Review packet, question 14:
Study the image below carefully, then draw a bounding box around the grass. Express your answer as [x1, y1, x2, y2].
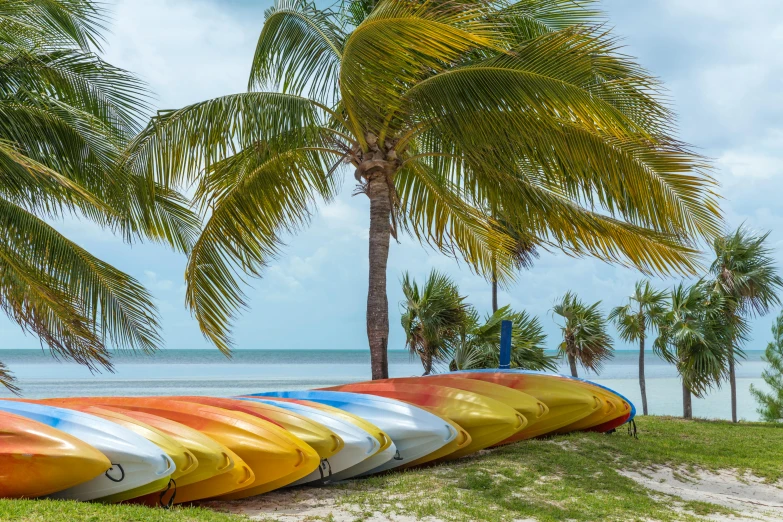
[3, 416, 782, 522]
[0, 499, 240, 521]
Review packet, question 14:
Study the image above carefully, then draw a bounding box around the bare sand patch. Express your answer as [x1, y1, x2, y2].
[620, 466, 783, 521]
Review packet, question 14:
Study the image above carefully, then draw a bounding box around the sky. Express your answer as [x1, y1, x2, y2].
[2, 0, 782, 352]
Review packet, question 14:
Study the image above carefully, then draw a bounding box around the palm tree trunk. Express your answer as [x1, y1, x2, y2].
[367, 174, 391, 380]
[568, 353, 578, 378]
[639, 333, 648, 416]
[422, 351, 433, 376]
[729, 347, 738, 423]
[491, 273, 498, 313]
[682, 381, 692, 419]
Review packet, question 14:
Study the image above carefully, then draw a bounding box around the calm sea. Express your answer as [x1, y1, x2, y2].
[0, 349, 771, 422]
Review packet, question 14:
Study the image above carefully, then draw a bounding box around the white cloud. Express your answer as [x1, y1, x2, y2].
[144, 270, 175, 291]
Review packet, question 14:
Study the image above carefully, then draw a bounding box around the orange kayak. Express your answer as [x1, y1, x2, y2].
[0, 411, 110, 498]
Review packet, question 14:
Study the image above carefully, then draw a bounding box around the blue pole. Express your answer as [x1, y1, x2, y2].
[499, 320, 512, 369]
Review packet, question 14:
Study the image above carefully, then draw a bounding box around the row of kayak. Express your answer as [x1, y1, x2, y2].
[0, 370, 634, 504]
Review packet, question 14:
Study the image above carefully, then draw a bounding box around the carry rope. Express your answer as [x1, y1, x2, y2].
[159, 478, 177, 509]
[105, 463, 125, 482]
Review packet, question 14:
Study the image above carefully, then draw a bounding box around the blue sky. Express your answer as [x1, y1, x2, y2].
[2, 0, 782, 352]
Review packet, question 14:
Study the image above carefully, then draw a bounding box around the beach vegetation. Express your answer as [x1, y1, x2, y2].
[400, 270, 555, 373]
[609, 281, 667, 415]
[122, 0, 723, 379]
[655, 283, 732, 419]
[552, 292, 613, 377]
[401, 270, 469, 375]
[750, 310, 783, 422]
[709, 227, 783, 422]
[0, 0, 198, 392]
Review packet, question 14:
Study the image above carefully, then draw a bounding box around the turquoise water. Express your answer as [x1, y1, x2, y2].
[0, 349, 771, 422]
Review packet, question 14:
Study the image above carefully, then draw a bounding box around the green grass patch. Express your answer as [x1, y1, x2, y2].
[0, 499, 243, 522]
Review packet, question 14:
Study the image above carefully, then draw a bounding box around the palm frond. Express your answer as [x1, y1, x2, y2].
[250, 0, 345, 105]
[0, 199, 162, 353]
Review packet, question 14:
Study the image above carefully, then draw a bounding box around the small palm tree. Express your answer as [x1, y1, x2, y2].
[553, 292, 613, 377]
[401, 270, 468, 375]
[451, 305, 556, 371]
[710, 227, 783, 422]
[0, 1, 197, 392]
[750, 310, 783, 422]
[608, 281, 667, 415]
[655, 283, 733, 419]
[124, 0, 723, 380]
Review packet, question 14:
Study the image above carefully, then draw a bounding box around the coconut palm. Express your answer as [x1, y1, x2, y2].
[0, 1, 198, 392]
[123, 0, 722, 379]
[655, 283, 733, 419]
[490, 218, 538, 313]
[608, 281, 667, 415]
[553, 292, 613, 377]
[450, 304, 556, 371]
[710, 227, 782, 422]
[400, 270, 468, 374]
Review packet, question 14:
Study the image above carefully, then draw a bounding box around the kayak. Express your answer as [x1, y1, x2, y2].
[324, 382, 525, 460]
[462, 370, 634, 433]
[166, 396, 337, 493]
[245, 390, 458, 476]
[44, 397, 314, 500]
[449, 371, 604, 438]
[393, 376, 546, 443]
[169, 396, 343, 462]
[0, 400, 174, 501]
[239, 397, 381, 485]
[0, 411, 110, 499]
[52, 405, 197, 504]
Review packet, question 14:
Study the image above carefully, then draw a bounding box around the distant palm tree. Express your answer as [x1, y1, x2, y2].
[710, 228, 783, 422]
[450, 305, 556, 371]
[750, 310, 783, 422]
[123, 0, 723, 380]
[609, 281, 667, 415]
[401, 270, 468, 375]
[655, 283, 732, 419]
[0, 1, 197, 392]
[553, 292, 613, 378]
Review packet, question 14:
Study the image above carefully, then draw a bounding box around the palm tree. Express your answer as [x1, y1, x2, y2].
[123, 0, 722, 379]
[655, 283, 733, 419]
[490, 220, 538, 313]
[608, 281, 667, 415]
[750, 310, 783, 422]
[400, 270, 468, 375]
[451, 305, 556, 371]
[710, 227, 783, 422]
[0, 1, 198, 392]
[553, 292, 613, 377]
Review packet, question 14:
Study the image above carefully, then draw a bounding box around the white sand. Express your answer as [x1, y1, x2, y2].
[204, 467, 783, 521]
[620, 466, 783, 521]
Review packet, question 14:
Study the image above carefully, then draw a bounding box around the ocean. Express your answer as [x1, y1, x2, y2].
[0, 349, 772, 422]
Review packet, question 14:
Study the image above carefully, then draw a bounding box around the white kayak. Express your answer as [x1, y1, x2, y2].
[248, 390, 456, 476]
[0, 400, 175, 501]
[239, 397, 382, 484]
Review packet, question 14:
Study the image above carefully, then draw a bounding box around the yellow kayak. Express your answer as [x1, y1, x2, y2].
[553, 381, 630, 433]
[448, 372, 603, 438]
[390, 376, 548, 443]
[45, 397, 317, 500]
[326, 382, 525, 460]
[171, 396, 344, 462]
